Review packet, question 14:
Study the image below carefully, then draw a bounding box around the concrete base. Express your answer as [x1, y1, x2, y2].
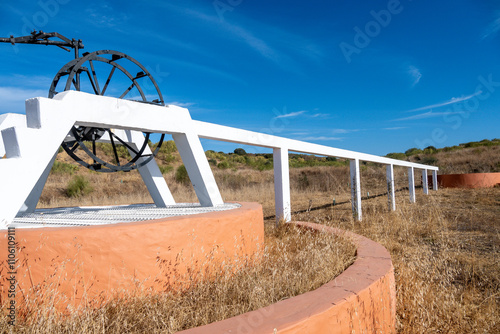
[0, 202, 264, 310]
[429, 173, 500, 188]
[182, 221, 396, 334]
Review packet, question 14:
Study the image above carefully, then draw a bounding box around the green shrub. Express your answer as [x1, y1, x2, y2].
[386, 152, 407, 160]
[405, 148, 423, 156]
[234, 148, 246, 155]
[51, 161, 78, 174]
[423, 146, 437, 154]
[175, 165, 190, 184]
[66, 175, 93, 197]
[421, 156, 438, 165]
[159, 165, 173, 174]
[217, 161, 231, 169]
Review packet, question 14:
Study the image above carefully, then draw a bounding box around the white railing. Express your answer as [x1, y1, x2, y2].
[0, 91, 438, 228]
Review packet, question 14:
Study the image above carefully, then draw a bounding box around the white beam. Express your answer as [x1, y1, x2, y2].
[125, 130, 175, 207]
[408, 167, 416, 203]
[422, 169, 429, 195]
[432, 170, 438, 191]
[173, 132, 223, 207]
[273, 147, 291, 223]
[386, 164, 396, 211]
[350, 159, 362, 221]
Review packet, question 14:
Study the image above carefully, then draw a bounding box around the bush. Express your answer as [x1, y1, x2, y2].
[421, 156, 438, 165]
[405, 148, 423, 156]
[175, 165, 190, 184]
[234, 148, 246, 155]
[423, 146, 437, 154]
[386, 152, 407, 160]
[51, 161, 78, 174]
[66, 175, 93, 197]
[217, 161, 231, 169]
[159, 165, 173, 174]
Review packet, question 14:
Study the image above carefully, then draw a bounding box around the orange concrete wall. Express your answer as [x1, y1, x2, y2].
[429, 173, 500, 188]
[0, 202, 264, 310]
[181, 221, 396, 334]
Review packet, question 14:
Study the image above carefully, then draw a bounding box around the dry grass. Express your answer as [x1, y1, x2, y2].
[1, 221, 355, 333]
[7, 151, 500, 333]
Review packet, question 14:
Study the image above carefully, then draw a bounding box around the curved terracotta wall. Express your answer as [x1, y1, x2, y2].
[429, 173, 500, 188]
[0, 202, 264, 310]
[181, 221, 396, 334]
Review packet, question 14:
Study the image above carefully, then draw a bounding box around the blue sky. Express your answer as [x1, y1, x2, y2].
[1, 0, 499, 156]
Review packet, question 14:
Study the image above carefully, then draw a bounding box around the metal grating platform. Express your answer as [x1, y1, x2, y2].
[11, 203, 241, 229]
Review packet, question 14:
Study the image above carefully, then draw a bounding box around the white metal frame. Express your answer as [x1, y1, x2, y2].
[0, 91, 439, 229]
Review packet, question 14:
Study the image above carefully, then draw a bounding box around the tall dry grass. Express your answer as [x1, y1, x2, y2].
[0, 222, 355, 333]
[15, 153, 500, 333]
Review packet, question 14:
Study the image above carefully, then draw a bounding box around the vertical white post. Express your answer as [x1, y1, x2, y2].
[386, 164, 396, 211]
[422, 169, 429, 195]
[408, 166, 416, 203]
[273, 147, 291, 224]
[126, 130, 175, 207]
[350, 159, 362, 221]
[18, 152, 58, 213]
[173, 132, 223, 206]
[432, 170, 438, 191]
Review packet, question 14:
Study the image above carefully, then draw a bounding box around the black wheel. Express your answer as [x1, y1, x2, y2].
[49, 50, 165, 172]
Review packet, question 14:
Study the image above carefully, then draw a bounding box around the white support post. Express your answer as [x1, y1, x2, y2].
[350, 159, 362, 221]
[125, 130, 175, 207]
[273, 147, 291, 224]
[432, 170, 438, 191]
[18, 152, 58, 213]
[422, 169, 429, 195]
[408, 166, 416, 203]
[386, 164, 396, 211]
[173, 132, 223, 207]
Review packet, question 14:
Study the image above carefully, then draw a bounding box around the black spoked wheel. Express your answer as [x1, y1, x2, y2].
[49, 50, 165, 172]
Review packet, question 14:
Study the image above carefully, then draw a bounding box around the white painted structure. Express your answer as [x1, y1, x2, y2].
[0, 91, 439, 229]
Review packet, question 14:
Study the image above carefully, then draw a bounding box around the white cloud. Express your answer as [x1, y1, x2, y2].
[408, 65, 422, 87]
[408, 91, 482, 112]
[165, 101, 195, 108]
[394, 111, 466, 121]
[482, 13, 500, 40]
[0, 87, 47, 114]
[331, 129, 359, 134]
[274, 110, 307, 119]
[383, 127, 407, 130]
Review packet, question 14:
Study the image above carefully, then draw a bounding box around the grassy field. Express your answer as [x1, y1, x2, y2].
[2, 140, 499, 333]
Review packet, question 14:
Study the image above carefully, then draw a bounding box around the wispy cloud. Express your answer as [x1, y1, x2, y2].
[384, 127, 407, 130]
[331, 128, 359, 134]
[311, 113, 330, 118]
[408, 91, 482, 112]
[274, 110, 307, 119]
[482, 13, 500, 40]
[394, 111, 466, 121]
[0, 86, 47, 114]
[165, 101, 196, 108]
[408, 65, 422, 87]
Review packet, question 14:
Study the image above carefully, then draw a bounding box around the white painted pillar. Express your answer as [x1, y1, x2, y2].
[18, 152, 58, 213]
[350, 159, 362, 221]
[173, 132, 223, 207]
[126, 130, 175, 207]
[422, 169, 429, 195]
[273, 147, 291, 224]
[386, 164, 396, 211]
[408, 166, 416, 203]
[432, 170, 438, 191]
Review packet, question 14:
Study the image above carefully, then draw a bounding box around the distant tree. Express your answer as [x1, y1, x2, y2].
[405, 148, 423, 156]
[423, 146, 437, 154]
[234, 148, 247, 155]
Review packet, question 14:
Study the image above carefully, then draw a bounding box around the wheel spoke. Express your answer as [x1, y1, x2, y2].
[119, 82, 136, 99]
[108, 130, 121, 166]
[84, 68, 100, 95]
[89, 60, 101, 95]
[109, 131, 139, 155]
[101, 66, 116, 96]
